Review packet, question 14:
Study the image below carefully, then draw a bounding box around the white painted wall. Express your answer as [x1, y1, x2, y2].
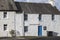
[28, 14, 39, 24]
[40, 14, 52, 36]
[25, 14, 60, 36]
[25, 14, 39, 36]
[0, 11, 15, 37]
[15, 13, 24, 36]
[0, 11, 60, 37]
[54, 15, 60, 36]
[40, 14, 60, 36]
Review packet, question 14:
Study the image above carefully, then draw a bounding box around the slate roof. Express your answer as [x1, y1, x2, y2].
[0, 0, 59, 14]
[15, 2, 60, 14]
[0, 0, 17, 11]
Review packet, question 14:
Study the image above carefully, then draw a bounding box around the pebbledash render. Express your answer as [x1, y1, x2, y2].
[0, 0, 60, 37]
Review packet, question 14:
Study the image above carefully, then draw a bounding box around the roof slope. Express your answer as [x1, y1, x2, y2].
[0, 0, 17, 10]
[15, 2, 60, 14]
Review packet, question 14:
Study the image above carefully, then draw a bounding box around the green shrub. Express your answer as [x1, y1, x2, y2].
[10, 30, 16, 37]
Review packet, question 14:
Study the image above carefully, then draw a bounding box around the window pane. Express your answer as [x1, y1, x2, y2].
[39, 14, 41, 21]
[24, 26, 28, 32]
[24, 14, 28, 21]
[4, 12, 7, 18]
[52, 14, 54, 20]
[4, 24, 7, 31]
[43, 26, 47, 30]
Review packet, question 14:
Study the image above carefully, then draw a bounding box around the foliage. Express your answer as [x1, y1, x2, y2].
[10, 30, 16, 37]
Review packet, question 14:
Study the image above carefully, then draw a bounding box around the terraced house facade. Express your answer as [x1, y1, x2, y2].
[0, 0, 60, 37]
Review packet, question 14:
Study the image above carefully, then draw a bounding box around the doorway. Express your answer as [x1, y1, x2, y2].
[38, 26, 42, 36]
[47, 31, 53, 36]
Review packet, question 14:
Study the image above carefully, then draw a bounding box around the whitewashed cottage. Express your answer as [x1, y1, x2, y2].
[0, 0, 60, 37]
[15, 2, 60, 37]
[0, 0, 17, 37]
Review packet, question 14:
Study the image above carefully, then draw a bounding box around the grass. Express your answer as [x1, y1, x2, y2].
[16, 36, 53, 39]
[16, 36, 60, 39]
[16, 36, 40, 39]
[0, 36, 60, 40]
[0, 36, 60, 39]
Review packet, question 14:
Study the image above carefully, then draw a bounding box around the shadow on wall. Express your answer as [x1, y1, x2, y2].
[47, 31, 58, 36]
[53, 32, 58, 36]
[16, 31, 20, 36]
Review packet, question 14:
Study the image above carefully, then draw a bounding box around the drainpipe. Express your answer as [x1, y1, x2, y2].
[23, 11, 25, 36]
[14, 12, 16, 37]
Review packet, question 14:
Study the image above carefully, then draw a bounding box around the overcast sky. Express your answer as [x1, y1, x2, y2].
[14, 0, 60, 11]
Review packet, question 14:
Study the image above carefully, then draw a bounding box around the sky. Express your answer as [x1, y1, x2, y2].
[14, 0, 60, 11]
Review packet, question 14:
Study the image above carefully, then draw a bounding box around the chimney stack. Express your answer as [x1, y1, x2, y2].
[49, 0, 55, 6]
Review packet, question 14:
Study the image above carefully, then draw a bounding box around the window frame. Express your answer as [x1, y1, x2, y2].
[24, 26, 28, 32]
[39, 14, 42, 21]
[52, 14, 54, 20]
[43, 26, 47, 30]
[24, 14, 28, 21]
[4, 24, 7, 31]
[3, 12, 7, 18]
